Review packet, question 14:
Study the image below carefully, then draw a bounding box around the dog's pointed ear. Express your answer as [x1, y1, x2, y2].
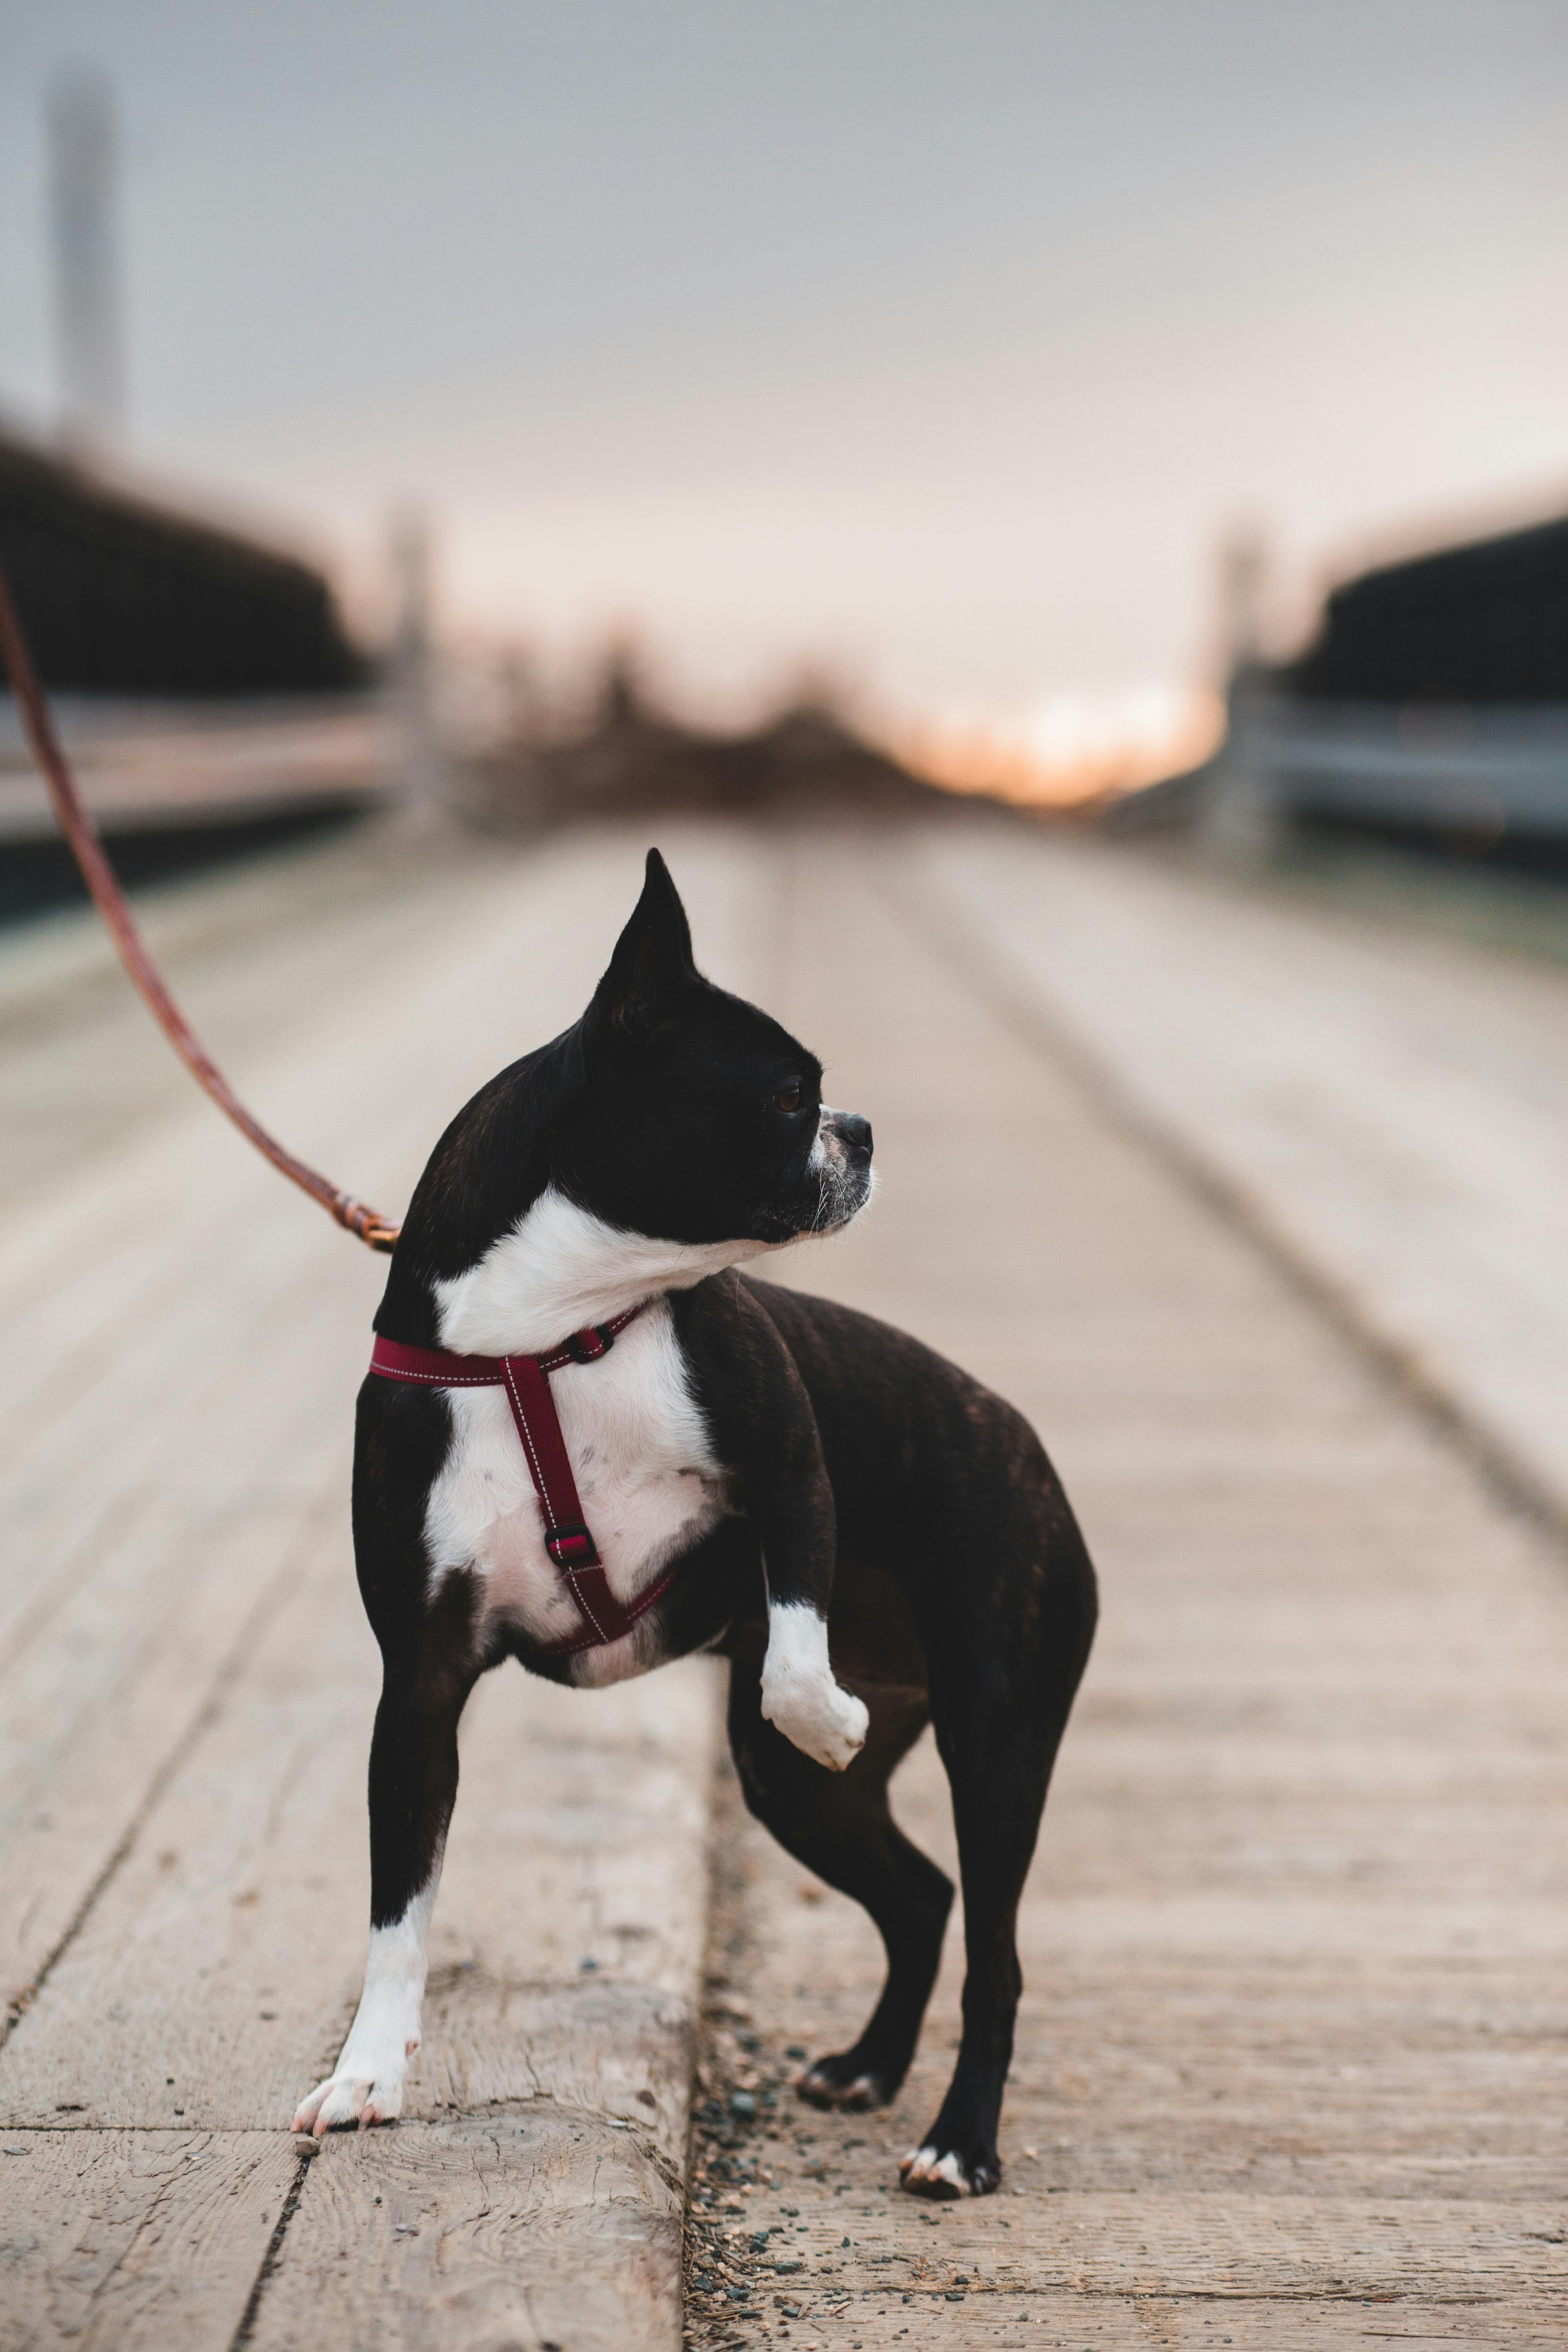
[585, 848, 698, 1044]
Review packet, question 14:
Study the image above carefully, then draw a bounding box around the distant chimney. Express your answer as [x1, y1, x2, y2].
[386, 504, 447, 805]
[1217, 522, 1269, 677]
[48, 66, 126, 453]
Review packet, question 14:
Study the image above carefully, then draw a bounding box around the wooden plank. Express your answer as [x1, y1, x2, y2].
[0, 817, 483, 1217]
[0, 1439, 716, 2347]
[0, 1501, 373, 2128]
[686, 2176, 1568, 2302]
[926, 819, 1568, 1520]
[682, 827, 1568, 2348]
[0, 1548, 717, 2137]
[0, 2130, 296, 2352]
[1, 1501, 332, 2015]
[255, 2108, 682, 2352]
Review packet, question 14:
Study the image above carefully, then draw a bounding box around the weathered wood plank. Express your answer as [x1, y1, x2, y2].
[255, 2108, 682, 2352]
[0, 1565, 717, 2140]
[0, 817, 491, 1215]
[30, 1648, 713, 2352]
[683, 828, 1568, 2348]
[1, 1501, 334, 2015]
[0, 2130, 296, 2352]
[925, 820, 1568, 1519]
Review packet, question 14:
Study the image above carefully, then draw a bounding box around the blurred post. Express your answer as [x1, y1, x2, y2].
[48, 67, 126, 454]
[387, 504, 449, 808]
[1200, 525, 1280, 861]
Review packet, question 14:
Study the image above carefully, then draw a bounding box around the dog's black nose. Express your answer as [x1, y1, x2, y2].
[837, 1112, 873, 1157]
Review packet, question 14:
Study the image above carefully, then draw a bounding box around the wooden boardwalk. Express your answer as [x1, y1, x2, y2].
[2, 815, 1566, 2349]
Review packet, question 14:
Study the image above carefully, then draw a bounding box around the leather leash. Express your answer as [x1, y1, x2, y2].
[0, 553, 401, 1252]
[369, 1305, 680, 1653]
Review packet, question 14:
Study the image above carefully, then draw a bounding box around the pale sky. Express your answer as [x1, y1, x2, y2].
[1, 2, 1565, 721]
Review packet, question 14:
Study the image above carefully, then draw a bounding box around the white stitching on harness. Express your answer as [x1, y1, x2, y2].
[560, 1563, 609, 1641]
[501, 1356, 609, 1642]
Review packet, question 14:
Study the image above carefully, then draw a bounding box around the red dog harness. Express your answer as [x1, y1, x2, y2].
[368, 1303, 677, 1654]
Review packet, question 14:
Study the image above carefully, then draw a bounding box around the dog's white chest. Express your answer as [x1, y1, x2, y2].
[422, 1302, 727, 1667]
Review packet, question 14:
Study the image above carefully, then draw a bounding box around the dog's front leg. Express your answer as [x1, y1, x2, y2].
[752, 1439, 867, 1774]
[292, 1661, 470, 2135]
[760, 1590, 869, 1772]
[685, 1277, 869, 1773]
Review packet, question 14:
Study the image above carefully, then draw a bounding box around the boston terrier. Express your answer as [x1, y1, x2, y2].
[292, 849, 1097, 2198]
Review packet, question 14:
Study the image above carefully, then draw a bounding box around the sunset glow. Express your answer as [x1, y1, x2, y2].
[895, 685, 1225, 812]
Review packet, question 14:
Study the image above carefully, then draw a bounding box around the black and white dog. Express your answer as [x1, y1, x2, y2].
[293, 850, 1096, 2198]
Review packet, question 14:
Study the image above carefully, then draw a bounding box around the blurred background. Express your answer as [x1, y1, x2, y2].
[1, 0, 1565, 874]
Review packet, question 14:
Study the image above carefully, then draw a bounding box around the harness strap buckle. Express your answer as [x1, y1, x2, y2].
[546, 1520, 600, 1568]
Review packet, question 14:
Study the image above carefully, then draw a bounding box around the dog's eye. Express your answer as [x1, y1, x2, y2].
[774, 1081, 803, 1115]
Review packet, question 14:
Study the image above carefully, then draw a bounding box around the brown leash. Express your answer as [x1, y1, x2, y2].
[0, 555, 401, 1253]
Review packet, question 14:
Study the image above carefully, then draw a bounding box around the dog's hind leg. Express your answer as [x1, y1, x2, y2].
[292, 1639, 478, 2136]
[728, 1662, 952, 2112]
[900, 1504, 1096, 2199]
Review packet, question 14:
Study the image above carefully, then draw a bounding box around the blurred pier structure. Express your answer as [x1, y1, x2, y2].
[2, 810, 1567, 2346]
[0, 423, 393, 916]
[1124, 506, 1568, 864]
[458, 645, 948, 832]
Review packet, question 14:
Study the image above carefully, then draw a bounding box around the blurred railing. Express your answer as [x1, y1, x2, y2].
[0, 690, 395, 843]
[1117, 683, 1568, 856]
[1250, 696, 1568, 838]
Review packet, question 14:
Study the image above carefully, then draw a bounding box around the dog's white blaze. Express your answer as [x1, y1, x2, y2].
[427, 1191, 770, 1683]
[425, 1296, 730, 1680]
[291, 1877, 439, 2135]
[425, 1187, 874, 1701]
[433, 1186, 778, 1357]
[760, 1599, 868, 1771]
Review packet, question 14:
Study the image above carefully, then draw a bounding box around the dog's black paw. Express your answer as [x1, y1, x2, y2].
[794, 2049, 896, 2112]
[898, 2135, 1001, 2199]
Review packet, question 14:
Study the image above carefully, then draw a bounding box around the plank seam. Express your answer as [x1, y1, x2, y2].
[227, 2147, 315, 2352]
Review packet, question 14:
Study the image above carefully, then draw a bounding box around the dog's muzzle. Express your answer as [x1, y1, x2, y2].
[806, 1108, 874, 1233]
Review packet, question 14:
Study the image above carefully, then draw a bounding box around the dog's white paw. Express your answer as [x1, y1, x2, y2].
[296, 1905, 433, 2136]
[291, 2053, 409, 2137]
[762, 1671, 869, 1772]
[291, 2017, 417, 2137]
[900, 2143, 972, 2193]
[760, 1602, 869, 1771]
[899, 2136, 1001, 2199]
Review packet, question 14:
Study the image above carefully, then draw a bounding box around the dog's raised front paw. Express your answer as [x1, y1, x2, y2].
[760, 1672, 868, 1772]
[291, 2055, 408, 2137]
[899, 2137, 1001, 2200]
[758, 1604, 869, 1772]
